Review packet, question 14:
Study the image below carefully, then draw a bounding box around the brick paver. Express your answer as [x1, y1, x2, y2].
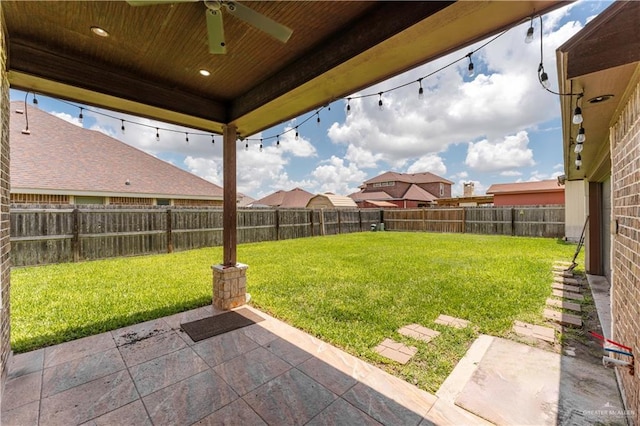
[374, 338, 417, 364]
[551, 289, 584, 301]
[546, 298, 581, 312]
[434, 315, 470, 329]
[512, 321, 555, 343]
[553, 276, 580, 286]
[551, 283, 581, 293]
[398, 324, 440, 343]
[543, 309, 582, 327]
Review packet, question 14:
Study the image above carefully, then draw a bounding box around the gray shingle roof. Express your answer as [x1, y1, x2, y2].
[9, 102, 223, 199]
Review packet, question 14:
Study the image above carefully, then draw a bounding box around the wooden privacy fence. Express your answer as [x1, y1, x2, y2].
[10, 206, 382, 266]
[384, 206, 564, 237]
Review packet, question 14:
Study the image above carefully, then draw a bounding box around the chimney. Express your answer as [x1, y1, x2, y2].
[463, 182, 474, 197]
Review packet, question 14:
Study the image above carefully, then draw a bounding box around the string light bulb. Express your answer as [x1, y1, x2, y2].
[316, 113, 321, 125]
[259, 139, 263, 152]
[156, 128, 160, 141]
[245, 141, 249, 151]
[78, 108, 84, 123]
[467, 53, 475, 77]
[121, 119, 125, 133]
[575, 153, 582, 169]
[32, 93, 39, 105]
[576, 126, 586, 143]
[378, 92, 383, 110]
[276, 135, 280, 148]
[346, 98, 351, 116]
[572, 105, 583, 124]
[525, 18, 534, 44]
[295, 127, 299, 140]
[211, 135, 215, 144]
[574, 142, 583, 154]
[185, 132, 189, 143]
[418, 79, 424, 100]
[540, 70, 550, 89]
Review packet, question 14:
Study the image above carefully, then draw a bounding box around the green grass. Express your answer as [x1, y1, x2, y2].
[11, 232, 576, 392]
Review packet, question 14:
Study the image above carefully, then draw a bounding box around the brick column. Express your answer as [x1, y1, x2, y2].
[0, 4, 12, 400]
[212, 263, 247, 310]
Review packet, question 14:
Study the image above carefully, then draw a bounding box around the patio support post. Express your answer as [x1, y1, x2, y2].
[213, 124, 247, 310]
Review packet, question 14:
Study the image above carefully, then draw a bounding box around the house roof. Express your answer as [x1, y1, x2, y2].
[252, 187, 313, 208]
[364, 171, 454, 185]
[9, 102, 223, 200]
[306, 194, 357, 208]
[403, 184, 439, 202]
[364, 200, 398, 208]
[486, 180, 563, 195]
[348, 191, 392, 202]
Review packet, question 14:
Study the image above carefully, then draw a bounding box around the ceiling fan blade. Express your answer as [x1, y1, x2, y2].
[206, 9, 227, 54]
[126, 0, 196, 6]
[225, 1, 292, 43]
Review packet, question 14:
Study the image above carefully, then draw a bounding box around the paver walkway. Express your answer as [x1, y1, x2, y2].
[434, 314, 470, 329]
[2, 305, 485, 425]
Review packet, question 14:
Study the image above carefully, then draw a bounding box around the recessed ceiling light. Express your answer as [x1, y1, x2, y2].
[199, 69, 211, 77]
[90, 26, 109, 37]
[588, 94, 614, 104]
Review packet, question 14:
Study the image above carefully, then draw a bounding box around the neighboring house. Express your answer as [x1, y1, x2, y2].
[237, 193, 256, 207]
[349, 171, 453, 208]
[486, 180, 565, 206]
[10, 102, 224, 206]
[306, 193, 358, 209]
[251, 187, 314, 208]
[557, 1, 640, 419]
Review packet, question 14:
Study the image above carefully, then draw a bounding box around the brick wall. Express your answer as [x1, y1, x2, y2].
[0, 7, 11, 400]
[109, 196, 153, 206]
[11, 193, 69, 204]
[173, 198, 222, 207]
[611, 79, 640, 421]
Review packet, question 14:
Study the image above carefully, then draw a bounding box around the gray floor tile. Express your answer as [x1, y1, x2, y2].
[192, 330, 260, 367]
[7, 349, 44, 379]
[80, 400, 152, 426]
[343, 382, 424, 426]
[297, 356, 358, 396]
[129, 346, 209, 396]
[111, 318, 172, 347]
[264, 337, 313, 366]
[118, 331, 187, 367]
[195, 398, 266, 425]
[1, 370, 42, 412]
[44, 333, 115, 368]
[39, 370, 139, 425]
[0, 400, 40, 426]
[244, 369, 337, 425]
[42, 347, 125, 397]
[142, 370, 237, 425]
[213, 347, 291, 395]
[307, 398, 382, 426]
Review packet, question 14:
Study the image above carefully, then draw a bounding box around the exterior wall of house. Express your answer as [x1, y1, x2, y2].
[365, 181, 411, 199]
[0, 10, 11, 399]
[173, 199, 222, 207]
[418, 182, 452, 198]
[11, 193, 70, 204]
[564, 180, 587, 242]
[610, 79, 640, 419]
[109, 197, 154, 206]
[492, 191, 565, 206]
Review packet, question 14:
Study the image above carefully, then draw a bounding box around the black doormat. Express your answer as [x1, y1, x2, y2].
[180, 308, 265, 342]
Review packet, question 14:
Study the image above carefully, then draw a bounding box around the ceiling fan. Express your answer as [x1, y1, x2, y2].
[126, 0, 293, 54]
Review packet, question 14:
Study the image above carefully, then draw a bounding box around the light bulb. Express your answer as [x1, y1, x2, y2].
[574, 143, 583, 154]
[295, 128, 299, 140]
[576, 127, 586, 143]
[185, 133, 189, 143]
[572, 106, 583, 124]
[346, 103, 351, 115]
[468, 62, 475, 77]
[525, 26, 534, 44]
[418, 86, 424, 100]
[78, 108, 84, 123]
[121, 120, 125, 133]
[32, 94, 38, 105]
[245, 142, 248, 151]
[378, 99, 383, 110]
[575, 154, 582, 168]
[156, 129, 160, 141]
[540, 72, 550, 89]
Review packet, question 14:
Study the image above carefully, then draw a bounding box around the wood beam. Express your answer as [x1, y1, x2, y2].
[8, 39, 228, 128]
[223, 124, 237, 267]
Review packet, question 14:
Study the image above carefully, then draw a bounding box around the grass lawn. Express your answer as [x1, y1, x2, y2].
[11, 232, 576, 392]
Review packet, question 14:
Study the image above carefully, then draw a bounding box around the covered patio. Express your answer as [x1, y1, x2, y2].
[0, 1, 569, 422]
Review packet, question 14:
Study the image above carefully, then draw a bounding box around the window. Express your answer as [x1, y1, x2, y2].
[74, 196, 104, 205]
[372, 181, 395, 188]
[156, 198, 171, 206]
[439, 183, 444, 196]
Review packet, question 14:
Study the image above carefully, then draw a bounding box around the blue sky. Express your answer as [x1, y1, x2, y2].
[10, 1, 612, 200]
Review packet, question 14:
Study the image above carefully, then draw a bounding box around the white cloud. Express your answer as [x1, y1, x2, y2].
[52, 112, 82, 127]
[500, 170, 523, 177]
[452, 179, 487, 197]
[345, 144, 383, 169]
[310, 157, 367, 196]
[450, 171, 469, 180]
[465, 131, 535, 172]
[183, 157, 222, 186]
[528, 170, 564, 182]
[406, 154, 446, 176]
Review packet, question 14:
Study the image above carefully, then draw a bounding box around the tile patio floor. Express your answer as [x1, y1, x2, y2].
[1, 305, 487, 425]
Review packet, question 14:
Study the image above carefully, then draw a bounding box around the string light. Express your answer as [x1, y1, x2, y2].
[211, 135, 215, 144]
[576, 126, 586, 143]
[575, 153, 582, 170]
[259, 139, 263, 152]
[78, 107, 84, 123]
[572, 95, 584, 124]
[525, 17, 534, 44]
[378, 92, 383, 110]
[316, 112, 321, 125]
[185, 132, 189, 143]
[156, 128, 160, 141]
[276, 135, 280, 148]
[121, 119, 125, 133]
[418, 79, 424, 100]
[32, 93, 38, 105]
[574, 142, 583, 154]
[466, 53, 475, 77]
[346, 98, 351, 115]
[295, 127, 299, 140]
[245, 141, 249, 151]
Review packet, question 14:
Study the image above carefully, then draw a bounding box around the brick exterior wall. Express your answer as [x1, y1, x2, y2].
[611, 79, 640, 422]
[0, 9, 11, 400]
[109, 196, 153, 206]
[173, 198, 222, 207]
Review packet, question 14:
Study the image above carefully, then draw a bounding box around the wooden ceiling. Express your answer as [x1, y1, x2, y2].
[557, 1, 640, 181]
[4, 1, 565, 137]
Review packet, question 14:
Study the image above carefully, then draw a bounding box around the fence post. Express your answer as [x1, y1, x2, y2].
[337, 209, 342, 234]
[358, 209, 363, 232]
[71, 208, 80, 262]
[511, 207, 515, 236]
[461, 208, 466, 233]
[166, 209, 173, 253]
[320, 209, 326, 236]
[421, 208, 426, 232]
[275, 209, 280, 241]
[309, 210, 314, 237]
